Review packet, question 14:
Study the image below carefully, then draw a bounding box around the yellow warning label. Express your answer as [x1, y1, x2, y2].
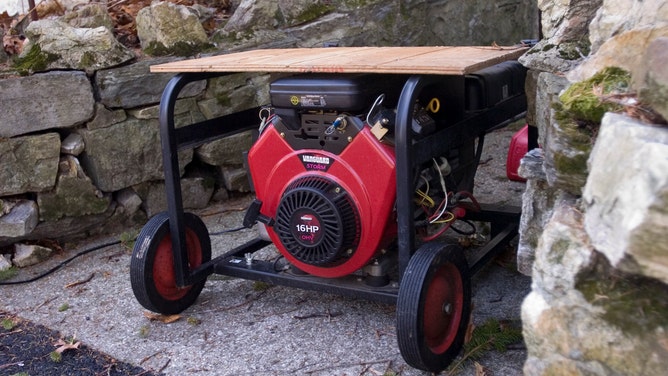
[290, 95, 299, 106]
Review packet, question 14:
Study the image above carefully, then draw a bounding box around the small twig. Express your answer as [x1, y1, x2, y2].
[293, 310, 343, 320]
[157, 358, 171, 373]
[65, 272, 95, 288]
[140, 350, 163, 365]
[0, 328, 23, 338]
[0, 361, 26, 370]
[33, 296, 58, 311]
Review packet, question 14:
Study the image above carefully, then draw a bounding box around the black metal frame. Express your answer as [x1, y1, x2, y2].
[157, 71, 524, 305]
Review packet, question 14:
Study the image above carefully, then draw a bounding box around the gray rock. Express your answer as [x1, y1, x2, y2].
[17, 19, 135, 74]
[127, 98, 199, 121]
[202, 73, 273, 118]
[589, 0, 668, 53]
[223, 0, 280, 33]
[13, 243, 53, 268]
[0, 254, 11, 271]
[534, 73, 569, 148]
[567, 26, 668, 82]
[542, 112, 591, 195]
[61, 133, 85, 156]
[77, 117, 193, 192]
[516, 149, 557, 276]
[36, 156, 111, 222]
[134, 177, 214, 218]
[196, 130, 253, 166]
[136, 2, 212, 56]
[0, 71, 94, 138]
[61, 3, 114, 30]
[583, 113, 668, 284]
[0, 133, 60, 196]
[518, 40, 587, 74]
[86, 103, 128, 130]
[0, 200, 39, 238]
[217, 166, 251, 192]
[638, 37, 668, 121]
[95, 57, 206, 109]
[115, 188, 143, 215]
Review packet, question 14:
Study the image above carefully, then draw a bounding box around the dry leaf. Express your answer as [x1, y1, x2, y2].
[464, 321, 475, 345]
[474, 361, 489, 376]
[54, 337, 81, 354]
[143, 311, 181, 324]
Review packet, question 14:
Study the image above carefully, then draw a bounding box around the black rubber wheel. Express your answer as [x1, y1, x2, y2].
[130, 212, 211, 314]
[396, 242, 471, 372]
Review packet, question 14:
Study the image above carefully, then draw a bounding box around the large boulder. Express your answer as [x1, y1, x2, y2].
[136, 2, 213, 56]
[61, 3, 115, 30]
[583, 113, 668, 284]
[77, 117, 193, 193]
[636, 37, 668, 122]
[520, 0, 602, 73]
[0, 133, 60, 196]
[36, 156, 112, 222]
[15, 19, 135, 74]
[0, 71, 94, 138]
[95, 58, 207, 109]
[588, 0, 668, 53]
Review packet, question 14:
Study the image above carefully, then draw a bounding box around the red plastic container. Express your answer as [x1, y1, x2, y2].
[506, 124, 528, 182]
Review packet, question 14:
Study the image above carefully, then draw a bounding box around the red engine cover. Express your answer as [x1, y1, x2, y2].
[247, 124, 397, 278]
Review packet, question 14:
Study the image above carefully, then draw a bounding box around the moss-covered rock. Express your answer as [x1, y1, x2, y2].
[558, 67, 631, 125]
[12, 44, 60, 76]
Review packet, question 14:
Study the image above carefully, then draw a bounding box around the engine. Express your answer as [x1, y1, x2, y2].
[246, 63, 526, 278]
[246, 74, 405, 278]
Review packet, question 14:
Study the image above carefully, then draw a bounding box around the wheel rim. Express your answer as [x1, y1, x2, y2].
[152, 228, 203, 301]
[422, 262, 464, 354]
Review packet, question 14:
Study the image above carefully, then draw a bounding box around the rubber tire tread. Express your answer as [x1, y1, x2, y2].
[396, 242, 471, 372]
[130, 212, 211, 314]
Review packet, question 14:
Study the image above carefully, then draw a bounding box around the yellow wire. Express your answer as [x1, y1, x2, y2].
[427, 98, 440, 113]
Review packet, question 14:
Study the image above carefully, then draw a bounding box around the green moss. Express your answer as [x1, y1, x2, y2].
[144, 40, 214, 57]
[0, 266, 18, 281]
[577, 274, 668, 335]
[79, 50, 97, 67]
[558, 40, 591, 60]
[12, 44, 60, 75]
[558, 67, 631, 125]
[293, 3, 334, 25]
[553, 151, 588, 177]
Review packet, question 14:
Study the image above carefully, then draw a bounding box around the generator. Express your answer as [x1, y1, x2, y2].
[131, 55, 527, 373]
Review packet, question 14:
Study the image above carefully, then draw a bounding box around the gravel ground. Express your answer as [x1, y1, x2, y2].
[0, 127, 530, 376]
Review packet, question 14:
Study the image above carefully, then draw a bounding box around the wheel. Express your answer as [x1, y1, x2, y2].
[396, 242, 471, 372]
[130, 212, 211, 314]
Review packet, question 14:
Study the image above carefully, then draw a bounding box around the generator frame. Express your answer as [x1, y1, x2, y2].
[132, 46, 528, 372]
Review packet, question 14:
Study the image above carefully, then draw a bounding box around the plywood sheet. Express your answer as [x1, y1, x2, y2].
[150, 46, 528, 75]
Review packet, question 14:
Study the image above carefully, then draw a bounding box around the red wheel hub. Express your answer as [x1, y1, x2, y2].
[423, 262, 464, 354]
[153, 229, 203, 301]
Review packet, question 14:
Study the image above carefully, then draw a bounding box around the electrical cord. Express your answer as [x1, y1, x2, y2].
[0, 240, 120, 286]
[0, 226, 248, 286]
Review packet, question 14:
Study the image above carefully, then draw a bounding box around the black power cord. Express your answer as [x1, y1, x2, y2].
[0, 227, 247, 286]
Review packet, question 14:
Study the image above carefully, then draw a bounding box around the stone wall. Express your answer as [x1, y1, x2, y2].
[0, 1, 538, 252]
[518, 0, 668, 374]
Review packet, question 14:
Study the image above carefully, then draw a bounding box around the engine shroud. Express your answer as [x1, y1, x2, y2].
[247, 122, 397, 278]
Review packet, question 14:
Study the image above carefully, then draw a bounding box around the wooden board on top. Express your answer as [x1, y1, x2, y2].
[149, 46, 528, 75]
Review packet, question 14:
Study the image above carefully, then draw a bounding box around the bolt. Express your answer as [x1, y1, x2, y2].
[347, 136, 353, 142]
[334, 187, 341, 193]
[280, 132, 286, 138]
[443, 302, 453, 315]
